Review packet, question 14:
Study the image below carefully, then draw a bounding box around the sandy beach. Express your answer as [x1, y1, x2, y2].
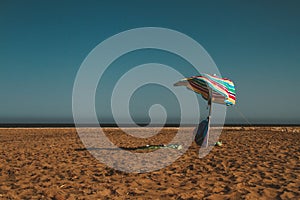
[0, 127, 299, 199]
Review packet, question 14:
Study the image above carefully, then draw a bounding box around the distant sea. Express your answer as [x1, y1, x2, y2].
[0, 123, 299, 128]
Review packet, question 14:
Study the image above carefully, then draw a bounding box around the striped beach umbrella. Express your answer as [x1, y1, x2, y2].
[174, 73, 236, 147]
[174, 74, 236, 106]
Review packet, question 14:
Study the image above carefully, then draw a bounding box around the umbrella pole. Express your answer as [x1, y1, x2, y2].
[205, 88, 212, 148]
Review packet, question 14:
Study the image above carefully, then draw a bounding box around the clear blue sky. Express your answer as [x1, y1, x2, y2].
[1, 0, 299, 124]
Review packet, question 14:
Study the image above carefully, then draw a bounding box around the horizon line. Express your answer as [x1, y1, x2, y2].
[0, 123, 299, 128]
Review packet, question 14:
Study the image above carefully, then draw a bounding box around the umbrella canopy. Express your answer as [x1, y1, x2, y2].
[174, 74, 236, 106]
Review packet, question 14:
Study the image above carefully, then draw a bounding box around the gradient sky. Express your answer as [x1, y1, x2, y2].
[1, 0, 299, 124]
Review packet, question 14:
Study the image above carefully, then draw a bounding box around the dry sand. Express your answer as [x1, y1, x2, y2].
[0, 127, 299, 199]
